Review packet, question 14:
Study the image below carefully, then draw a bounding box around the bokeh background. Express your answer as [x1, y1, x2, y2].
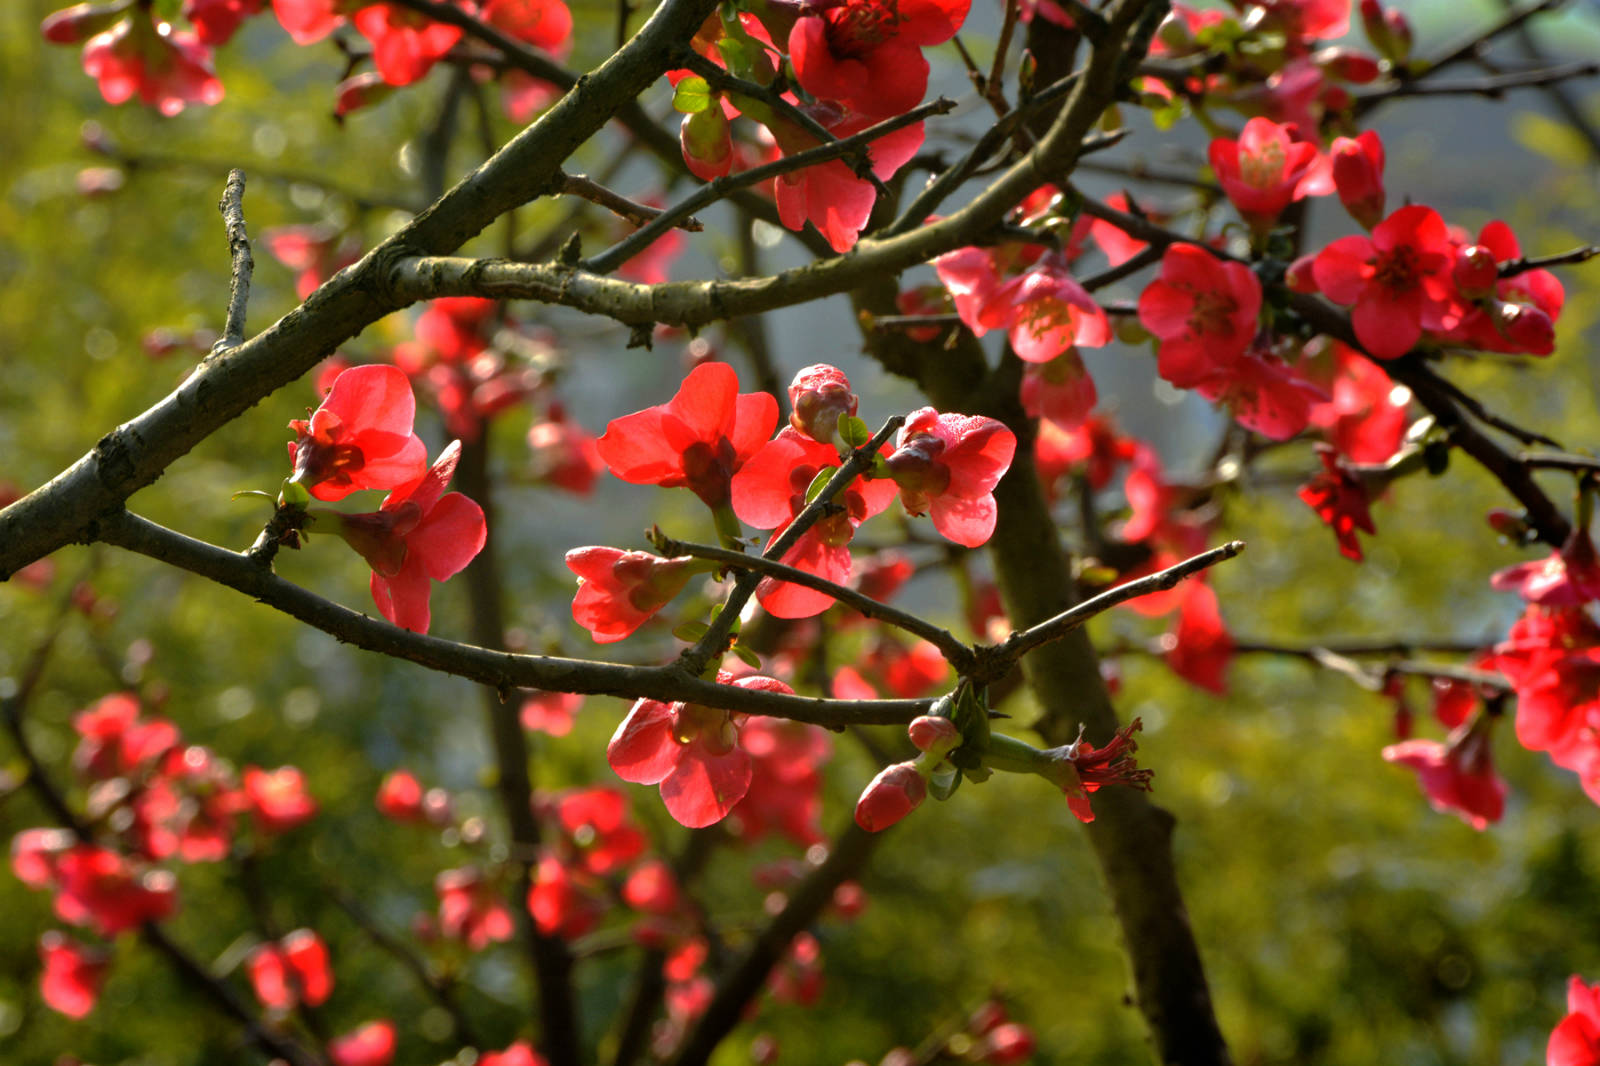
[5, 0, 1600, 1062]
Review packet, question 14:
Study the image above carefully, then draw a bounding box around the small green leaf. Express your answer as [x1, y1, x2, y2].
[673, 621, 710, 642]
[803, 467, 835, 504]
[927, 762, 961, 801]
[838, 415, 871, 448]
[730, 642, 762, 669]
[278, 480, 311, 508]
[672, 76, 714, 114]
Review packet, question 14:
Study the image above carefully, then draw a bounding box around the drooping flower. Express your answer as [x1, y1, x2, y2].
[565, 547, 696, 643]
[1311, 203, 1459, 359]
[247, 929, 333, 1010]
[1163, 580, 1234, 694]
[731, 427, 899, 618]
[728, 717, 832, 846]
[287, 365, 428, 502]
[769, 104, 926, 253]
[527, 408, 603, 496]
[38, 932, 108, 1018]
[1046, 718, 1153, 823]
[606, 674, 794, 828]
[1381, 715, 1506, 831]
[80, 13, 224, 116]
[787, 0, 972, 120]
[883, 408, 1017, 548]
[1298, 445, 1376, 561]
[1329, 130, 1386, 229]
[1305, 340, 1409, 464]
[324, 441, 487, 633]
[1491, 528, 1600, 608]
[1492, 606, 1600, 757]
[596, 362, 778, 510]
[1020, 349, 1099, 430]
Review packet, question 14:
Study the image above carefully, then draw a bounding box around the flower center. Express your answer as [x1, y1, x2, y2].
[824, 0, 901, 57]
[1239, 140, 1286, 188]
[1188, 290, 1238, 337]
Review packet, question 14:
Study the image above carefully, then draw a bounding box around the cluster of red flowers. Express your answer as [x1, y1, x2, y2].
[43, 0, 573, 121]
[11, 692, 317, 1017]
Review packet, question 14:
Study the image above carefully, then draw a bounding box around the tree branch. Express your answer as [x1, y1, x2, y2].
[213, 169, 253, 354]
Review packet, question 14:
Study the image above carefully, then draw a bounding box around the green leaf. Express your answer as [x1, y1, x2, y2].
[278, 480, 311, 509]
[730, 642, 762, 669]
[927, 762, 962, 801]
[803, 467, 835, 504]
[673, 621, 710, 641]
[672, 77, 714, 114]
[838, 415, 871, 449]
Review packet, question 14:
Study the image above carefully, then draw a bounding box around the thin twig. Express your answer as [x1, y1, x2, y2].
[559, 172, 703, 231]
[581, 100, 955, 275]
[1500, 245, 1600, 276]
[649, 532, 975, 671]
[680, 417, 905, 675]
[213, 169, 253, 355]
[869, 312, 964, 332]
[1081, 243, 1164, 292]
[1427, 367, 1564, 448]
[1355, 59, 1600, 101]
[1520, 450, 1600, 474]
[978, 541, 1244, 679]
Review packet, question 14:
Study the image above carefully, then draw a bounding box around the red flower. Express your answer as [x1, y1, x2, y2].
[287, 365, 428, 502]
[607, 674, 794, 828]
[622, 859, 683, 916]
[1163, 580, 1234, 694]
[480, 0, 572, 55]
[480, 1042, 550, 1066]
[247, 929, 333, 1010]
[330, 1020, 397, 1066]
[1049, 718, 1153, 824]
[1381, 716, 1506, 831]
[81, 13, 224, 116]
[273, 0, 358, 44]
[183, 0, 266, 45]
[596, 361, 778, 510]
[1492, 606, 1600, 756]
[39, 932, 108, 1018]
[731, 427, 899, 618]
[375, 770, 424, 821]
[1138, 244, 1261, 385]
[527, 853, 605, 939]
[243, 765, 318, 834]
[72, 692, 179, 780]
[1298, 445, 1376, 561]
[1208, 118, 1321, 233]
[53, 845, 179, 936]
[787, 363, 859, 444]
[1021, 349, 1099, 430]
[520, 690, 582, 736]
[1089, 192, 1150, 266]
[1306, 340, 1409, 463]
[565, 547, 696, 643]
[770, 105, 925, 253]
[788, 0, 971, 119]
[853, 761, 927, 832]
[262, 224, 361, 300]
[884, 407, 1017, 548]
[551, 787, 646, 876]
[527, 409, 603, 496]
[728, 717, 832, 846]
[1311, 204, 1459, 359]
[998, 256, 1112, 363]
[436, 867, 514, 950]
[975, 1022, 1037, 1065]
[353, 4, 463, 86]
[327, 440, 488, 633]
[1550, 975, 1600, 1066]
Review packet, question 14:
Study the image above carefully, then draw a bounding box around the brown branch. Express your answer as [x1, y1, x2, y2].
[648, 531, 976, 671]
[94, 509, 933, 726]
[214, 169, 253, 354]
[1500, 245, 1600, 276]
[1355, 58, 1600, 101]
[559, 172, 703, 232]
[1521, 450, 1600, 474]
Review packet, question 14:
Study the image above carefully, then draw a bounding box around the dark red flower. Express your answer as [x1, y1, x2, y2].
[1298, 445, 1376, 561]
[182, 0, 266, 44]
[1048, 718, 1153, 823]
[1330, 130, 1385, 229]
[1163, 580, 1233, 694]
[596, 361, 778, 510]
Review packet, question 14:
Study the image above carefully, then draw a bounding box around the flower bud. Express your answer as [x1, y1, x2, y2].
[976, 1022, 1036, 1065]
[1285, 253, 1320, 293]
[1315, 47, 1381, 84]
[788, 364, 858, 444]
[1330, 131, 1385, 229]
[1486, 508, 1532, 541]
[1493, 301, 1555, 356]
[376, 770, 425, 821]
[680, 107, 733, 182]
[335, 72, 393, 119]
[853, 761, 927, 832]
[907, 715, 960, 756]
[41, 1, 131, 45]
[1453, 245, 1498, 300]
[1361, 0, 1412, 65]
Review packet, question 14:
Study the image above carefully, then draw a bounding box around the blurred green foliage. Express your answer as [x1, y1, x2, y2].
[5, 1, 1600, 1065]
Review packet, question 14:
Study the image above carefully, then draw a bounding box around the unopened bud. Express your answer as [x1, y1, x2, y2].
[976, 1023, 1037, 1065]
[853, 761, 926, 832]
[335, 71, 393, 118]
[41, 1, 131, 45]
[1361, 0, 1412, 65]
[1330, 131, 1385, 229]
[907, 715, 961, 755]
[1486, 508, 1532, 541]
[680, 107, 733, 182]
[1315, 47, 1382, 84]
[788, 364, 858, 444]
[1453, 245, 1498, 300]
[1494, 301, 1555, 356]
[1285, 254, 1320, 293]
